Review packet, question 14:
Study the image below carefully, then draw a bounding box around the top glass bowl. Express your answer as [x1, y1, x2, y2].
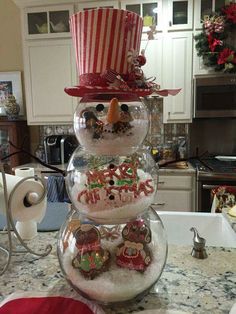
[73, 93, 149, 156]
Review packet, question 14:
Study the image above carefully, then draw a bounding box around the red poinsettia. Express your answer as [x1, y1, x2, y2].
[222, 3, 236, 24]
[207, 34, 222, 52]
[217, 48, 236, 65]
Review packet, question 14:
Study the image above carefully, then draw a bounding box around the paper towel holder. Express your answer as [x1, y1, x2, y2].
[0, 163, 52, 276]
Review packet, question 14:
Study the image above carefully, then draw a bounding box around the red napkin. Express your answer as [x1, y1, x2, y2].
[0, 293, 104, 314]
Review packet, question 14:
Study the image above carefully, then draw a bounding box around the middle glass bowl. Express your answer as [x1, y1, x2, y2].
[66, 147, 158, 224]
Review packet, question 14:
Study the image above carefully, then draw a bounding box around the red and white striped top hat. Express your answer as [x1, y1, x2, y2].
[65, 8, 153, 97]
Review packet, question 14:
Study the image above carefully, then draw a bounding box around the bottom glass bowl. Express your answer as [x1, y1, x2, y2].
[57, 207, 168, 304]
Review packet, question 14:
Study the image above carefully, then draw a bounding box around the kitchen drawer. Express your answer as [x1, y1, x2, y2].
[158, 175, 193, 190]
[153, 190, 193, 212]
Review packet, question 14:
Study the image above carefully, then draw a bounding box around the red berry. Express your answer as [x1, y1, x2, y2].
[137, 55, 146, 66]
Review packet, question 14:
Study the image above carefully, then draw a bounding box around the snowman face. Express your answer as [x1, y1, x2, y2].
[74, 94, 149, 156]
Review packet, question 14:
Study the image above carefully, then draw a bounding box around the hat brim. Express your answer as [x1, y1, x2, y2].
[64, 85, 152, 97]
[64, 86, 181, 98]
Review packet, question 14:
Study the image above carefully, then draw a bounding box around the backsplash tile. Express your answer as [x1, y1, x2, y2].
[144, 97, 189, 152]
[41, 125, 74, 138]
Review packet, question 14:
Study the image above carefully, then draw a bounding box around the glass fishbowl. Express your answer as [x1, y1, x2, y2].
[57, 206, 168, 305]
[73, 93, 149, 156]
[65, 146, 158, 224]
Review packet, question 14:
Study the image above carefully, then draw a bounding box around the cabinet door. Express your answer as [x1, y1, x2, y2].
[24, 39, 77, 125]
[154, 190, 193, 211]
[0, 120, 30, 171]
[162, 32, 193, 123]
[121, 0, 162, 31]
[167, 0, 193, 31]
[140, 34, 163, 88]
[194, 0, 229, 30]
[158, 174, 193, 190]
[24, 4, 74, 39]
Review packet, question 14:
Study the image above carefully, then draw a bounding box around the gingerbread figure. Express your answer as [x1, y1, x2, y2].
[72, 224, 110, 279]
[116, 219, 152, 272]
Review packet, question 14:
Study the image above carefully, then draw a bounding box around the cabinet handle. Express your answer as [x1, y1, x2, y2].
[152, 202, 166, 206]
[169, 21, 172, 27]
[158, 181, 165, 185]
[203, 184, 236, 190]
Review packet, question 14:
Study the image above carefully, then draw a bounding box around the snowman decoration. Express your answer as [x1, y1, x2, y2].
[58, 7, 179, 304]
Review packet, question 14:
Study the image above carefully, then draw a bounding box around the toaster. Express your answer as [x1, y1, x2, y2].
[44, 135, 77, 165]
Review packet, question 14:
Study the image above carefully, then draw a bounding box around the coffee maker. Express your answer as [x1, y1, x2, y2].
[44, 135, 77, 164]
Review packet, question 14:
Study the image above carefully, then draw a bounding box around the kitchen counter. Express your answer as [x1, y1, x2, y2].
[159, 164, 195, 174]
[0, 231, 235, 314]
[13, 162, 67, 173]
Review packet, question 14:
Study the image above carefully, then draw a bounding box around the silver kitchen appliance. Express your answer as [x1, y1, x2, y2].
[194, 74, 236, 118]
[44, 135, 77, 165]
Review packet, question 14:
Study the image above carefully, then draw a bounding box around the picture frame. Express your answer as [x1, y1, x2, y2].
[0, 71, 24, 116]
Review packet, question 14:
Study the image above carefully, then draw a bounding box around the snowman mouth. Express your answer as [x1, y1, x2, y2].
[103, 122, 133, 135]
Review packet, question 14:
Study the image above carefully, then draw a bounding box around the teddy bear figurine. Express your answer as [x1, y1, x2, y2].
[116, 219, 152, 272]
[72, 224, 110, 279]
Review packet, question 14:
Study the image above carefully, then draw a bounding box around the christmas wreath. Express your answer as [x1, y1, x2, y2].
[195, 2, 236, 73]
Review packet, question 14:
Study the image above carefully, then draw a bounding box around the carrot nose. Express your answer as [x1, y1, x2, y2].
[106, 98, 120, 124]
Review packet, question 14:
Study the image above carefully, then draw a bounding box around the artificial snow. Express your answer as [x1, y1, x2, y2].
[77, 119, 148, 155]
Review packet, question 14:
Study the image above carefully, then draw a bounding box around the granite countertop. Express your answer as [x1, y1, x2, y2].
[0, 231, 235, 314]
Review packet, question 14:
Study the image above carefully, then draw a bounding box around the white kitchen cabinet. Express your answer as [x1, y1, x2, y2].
[165, 0, 193, 31]
[155, 190, 193, 211]
[14, 1, 78, 125]
[162, 32, 193, 123]
[24, 4, 73, 39]
[120, 0, 162, 32]
[140, 34, 163, 88]
[154, 172, 195, 212]
[194, 0, 232, 30]
[23, 39, 77, 125]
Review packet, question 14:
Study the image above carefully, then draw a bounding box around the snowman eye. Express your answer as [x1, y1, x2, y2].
[96, 103, 104, 112]
[121, 104, 129, 112]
